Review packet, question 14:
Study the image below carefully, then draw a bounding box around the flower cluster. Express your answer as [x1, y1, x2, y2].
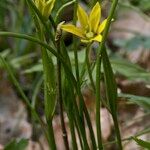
[61, 2, 107, 43]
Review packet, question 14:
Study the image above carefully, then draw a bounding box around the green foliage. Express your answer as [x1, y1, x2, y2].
[0, 0, 150, 149]
[23, 63, 43, 73]
[102, 47, 117, 113]
[133, 137, 150, 149]
[4, 139, 28, 150]
[120, 93, 150, 111]
[111, 58, 150, 81]
[42, 49, 56, 120]
[138, 0, 150, 11]
[130, 0, 150, 11]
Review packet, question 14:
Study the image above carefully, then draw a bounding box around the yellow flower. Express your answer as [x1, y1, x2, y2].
[34, 0, 55, 20]
[61, 2, 107, 43]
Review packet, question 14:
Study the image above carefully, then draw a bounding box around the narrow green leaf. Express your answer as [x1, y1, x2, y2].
[42, 49, 56, 119]
[102, 46, 122, 149]
[23, 63, 43, 73]
[119, 93, 150, 111]
[111, 58, 150, 81]
[102, 46, 117, 113]
[62, 76, 78, 149]
[60, 40, 72, 68]
[133, 137, 150, 149]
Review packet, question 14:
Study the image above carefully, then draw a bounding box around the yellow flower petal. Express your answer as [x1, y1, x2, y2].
[42, 0, 55, 19]
[61, 24, 84, 38]
[77, 5, 88, 29]
[35, 0, 44, 12]
[81, 34, 102, 43]
[47, 0, 55, 15]
[89, 2, 101, 33]
[34, 0, 39, 7]
[91, 34, 102, 42]
[97, 19, 107, 34]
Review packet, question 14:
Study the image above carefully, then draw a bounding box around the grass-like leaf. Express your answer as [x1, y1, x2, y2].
[133, 137, 150, 149]
[102, 47, 117, 113]
[119, 93, 150, 111]
[111, 58, 150, 81]
[42, 49, 56, 120]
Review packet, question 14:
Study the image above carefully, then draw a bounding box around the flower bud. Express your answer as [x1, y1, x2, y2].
[34, 0, 55, 20]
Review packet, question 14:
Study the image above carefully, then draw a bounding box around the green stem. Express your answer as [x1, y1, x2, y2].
[73, 91, 90, 150]
[49, 15, 57, 31]
[61, 39, 89, 149]
[73, 2, 96, 149]
[74, 118, 83, 149]
[73, 0, 83, 115]
[46, 120, 57, 150]
[73, 1, 97, 148]
[83, 101, 97, 150]
[86, 44, 96, 91]
[65, 79, 90, 150]
[31, 75, 43, 108]
[72, 2, 90, 149]
[68, 111, 78, 150]
[98, 0, 122, 149]
[39, 18, 56, 149]
[80, 55, 87, 81]
[95, 47, 103, 150]
[55, 34, 69, 150]
[41, 49, 57, 150]
[112, 114, 122, 149]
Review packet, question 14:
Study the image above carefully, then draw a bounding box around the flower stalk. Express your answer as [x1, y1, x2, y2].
[97, 0, 123, 149]
[95, 46, 103, 149]
[86, 44, 96, 91]
[55, 25, 69, 150]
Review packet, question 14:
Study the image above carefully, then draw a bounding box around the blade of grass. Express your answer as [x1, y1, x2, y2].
[95, 0, 122, 149]
[95, 46, 103, 149]
[60, 39, 85, 149]
[31, 75, 43, 108]
[86, 44, 96, 92]
[38, 18, 57, 149]
[55, 29, 69, 150]
[73, 1, 96, 149]
[102, 46, 122, 149]
[62, 77, 78, 150]
[104, 127, 150, 146]
[133, 137, 150, 149]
